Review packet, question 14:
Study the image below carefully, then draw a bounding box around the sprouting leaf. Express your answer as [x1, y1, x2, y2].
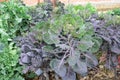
[50, 59, 67, 77]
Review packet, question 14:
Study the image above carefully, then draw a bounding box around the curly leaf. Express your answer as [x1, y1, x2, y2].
[43, 30, 59, 44]
[78, 35, 94, 52]
[90, 37, 102, 53]
[43, 32, 54, 44]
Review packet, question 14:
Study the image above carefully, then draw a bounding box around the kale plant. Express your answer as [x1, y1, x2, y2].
[28, 3, 53, 25]
[28, 0, 65, 26]
[66, 4, 96, 20]
[16, 33, 44, 75]
[17, 4, 102, 80]
[90, 14, 120, 70]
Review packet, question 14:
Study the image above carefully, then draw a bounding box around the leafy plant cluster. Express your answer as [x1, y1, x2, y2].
[2, 0, 119, 79]
[17, 4, 102, 80]
[112, 8, 120, 16]
[90, 13, 120, 71]
[102, 14, 120, 26]
[16, 33, 46, 76]
[0, 0, 31, 80]
[28, 3, 53, 25]
[0, 0, 30, 38]
[66, 4, 96, 20]
[0, 28, 24, 80]
[28, 0, 65, 26]
[0, 0, 65, 79]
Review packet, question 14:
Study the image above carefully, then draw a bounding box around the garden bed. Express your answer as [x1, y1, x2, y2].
[0, 0, 120, 80]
